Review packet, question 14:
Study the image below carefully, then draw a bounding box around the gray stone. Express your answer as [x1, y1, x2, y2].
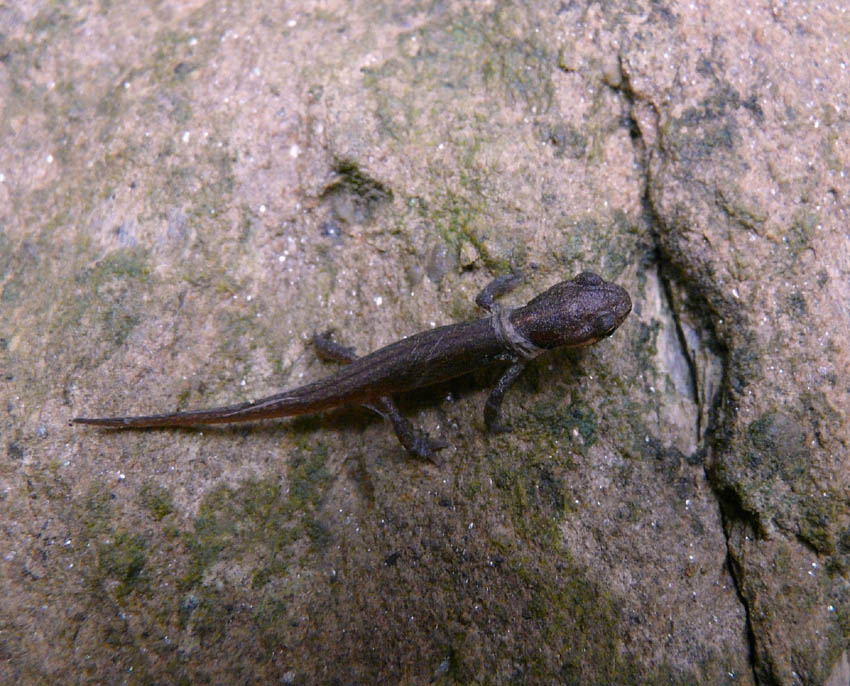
[1, 1, 847, 684]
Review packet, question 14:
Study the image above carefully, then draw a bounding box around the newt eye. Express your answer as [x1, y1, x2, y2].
[575, 272, 603, 286]
[594, 313, 619, 337]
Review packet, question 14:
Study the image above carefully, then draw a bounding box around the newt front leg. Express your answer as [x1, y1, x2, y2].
[475, 271, 542, 433]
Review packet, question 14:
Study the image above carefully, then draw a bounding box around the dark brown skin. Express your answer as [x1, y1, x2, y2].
[73, 272, 631, 463]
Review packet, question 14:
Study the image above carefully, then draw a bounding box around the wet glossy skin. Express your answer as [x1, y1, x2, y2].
[73, 272, 631, 462]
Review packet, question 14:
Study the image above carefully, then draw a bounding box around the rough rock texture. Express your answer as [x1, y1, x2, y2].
[1, 1, 847, 684]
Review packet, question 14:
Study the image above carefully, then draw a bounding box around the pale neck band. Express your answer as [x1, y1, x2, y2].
[490, 305, 544, 360]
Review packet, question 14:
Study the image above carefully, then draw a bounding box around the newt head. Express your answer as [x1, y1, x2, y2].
[514, 272, 632, 350]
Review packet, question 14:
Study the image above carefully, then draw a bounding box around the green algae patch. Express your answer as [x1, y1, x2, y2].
[715, 182, 768, 232]
[362, 10, 580, 273]
[138, 481, 175, 521]
[484, 431, 578, 551]
[98, 531, 149, 599]
[180, 445, 331, 591]
[515, 561, 632, 681]
[285, 443, 331, 512]
[785, 211, 819, 258]
[88, 246, 152, 285]
[176, 448, 333, 652]
[524, 392, 598, 446]
[433, 535, 679, 684]
[402, 181, 512, 278]
[53, 246, 152, 360]
[745, 409, 808, 484]
[79, 482, 117, 539]
[799, 498, 841, 556]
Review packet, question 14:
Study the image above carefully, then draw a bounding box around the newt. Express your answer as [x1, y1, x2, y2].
[73, 272, 631, 464]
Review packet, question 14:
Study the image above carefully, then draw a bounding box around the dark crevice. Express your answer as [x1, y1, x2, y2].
[612, 55, 762, 685]
[722, 522, 760, 686]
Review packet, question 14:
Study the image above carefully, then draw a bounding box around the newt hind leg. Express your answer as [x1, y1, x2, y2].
[312, 332, 447, 464]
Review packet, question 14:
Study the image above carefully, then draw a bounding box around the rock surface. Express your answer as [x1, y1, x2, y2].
[1, 1, 847, 684]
